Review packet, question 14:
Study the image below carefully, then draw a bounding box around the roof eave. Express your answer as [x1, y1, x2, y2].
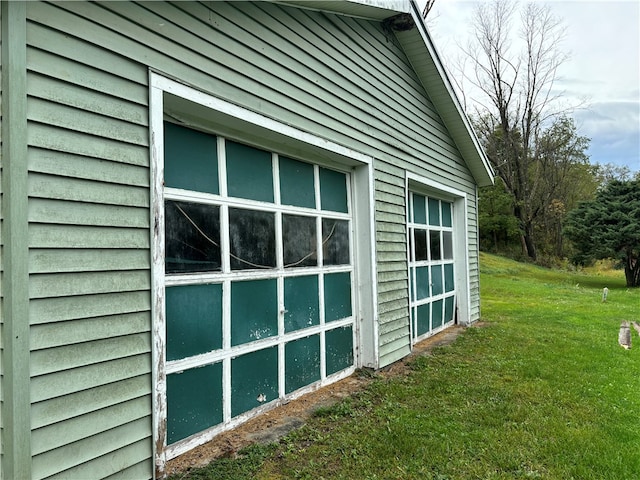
[274, 0, 410, 21]
[275, 1, 494, 187]
[391, 1, 494, 187]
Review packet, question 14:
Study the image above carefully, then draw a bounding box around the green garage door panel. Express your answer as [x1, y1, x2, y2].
[285, 335, 321, 394]
[167, 363, 223, 444]
[445, 295, 455, 323]
[416, 266, 429, 300]
[416, 304, 430, 337]
[319, 167, 348, 213]
[166, 283, 222, 361]
[279, 156, 315, 209]
[326, 326, 354, 376]
[284, 275, 319, 333]
[432, 299, 444, 330]
[231, 278, 277, 345]
[226, 140, 274, 203]
[231, 347, 278, 417]
[164, 121, 219, 195]
[324, 272, 352, 322]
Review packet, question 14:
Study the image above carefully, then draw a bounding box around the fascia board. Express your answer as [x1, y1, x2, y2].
[274, 0, 410, 20]
[398, 1, 495, 187]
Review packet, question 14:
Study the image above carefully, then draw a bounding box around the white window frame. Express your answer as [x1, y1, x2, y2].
[405, 172, 471, 346]
[149, 72, 378, 474]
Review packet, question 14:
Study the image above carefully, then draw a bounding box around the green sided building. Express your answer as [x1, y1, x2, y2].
[0, 1, 493, 478]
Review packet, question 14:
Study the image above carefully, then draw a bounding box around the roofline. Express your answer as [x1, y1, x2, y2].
[274, 0, 410, 21]
[275, 0, 494, 187]
[407, 0, 494, 187]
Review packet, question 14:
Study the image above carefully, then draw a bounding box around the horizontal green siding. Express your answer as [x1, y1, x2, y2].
[26, 1, 152, 475]
[19, 1, 484, 476]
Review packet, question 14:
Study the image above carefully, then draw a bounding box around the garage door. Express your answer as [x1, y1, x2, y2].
[162, 122, 355, 446]
[408, 192, 456, 341]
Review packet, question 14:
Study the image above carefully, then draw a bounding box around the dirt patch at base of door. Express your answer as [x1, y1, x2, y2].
[166, 323, 482, 475]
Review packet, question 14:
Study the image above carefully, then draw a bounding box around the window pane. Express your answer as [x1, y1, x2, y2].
[284, 275, 320, 332]
[443, 231, 453, 260]
[231, 278, 277, 346]
[226, 140, 274, 202]
[416, 303, 430, 336]
[325, 326, 353, 376]
[231, 347, 278, 417]
[428, 197, 440, 226]
[444, 263, 455, 292]
[283, 214, 317, 268]
[166, 283, 222, 361]
[442, 202, 452, 227]
[445, 295, 455, 323]
[413, 229, 428, 261]
[280, 156, 315, 208]
[416, 266, 430, 300]
[324, 272, 352, 322]
[322, 218, 350, 265]
[319, 167, 348, 213]
[229, 208, 276, 270]
[167, 363, 223, 444]
[285, 335, 321, 394]
[164, 122, 218, 194]
[431, 265, 443, 296]
[430, 230, 441, 261]
[412, 193, 427, 224]
[165, 200, 221, 274]
[432, 299, 444, 329]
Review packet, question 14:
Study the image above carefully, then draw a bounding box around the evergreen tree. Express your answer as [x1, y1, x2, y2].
[564, 180, 640, 287]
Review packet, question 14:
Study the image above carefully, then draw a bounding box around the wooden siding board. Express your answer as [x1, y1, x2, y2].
[26, 46, 147, 105]
[28, 123, 148, 167]
[28, 173, 149, 208]
[27, 97, 148, 147]
[29, 291, 150, 325]
[102, 459, 153, 480]
[30, 355, 150, 404]
[31, 334, 150, 377]
[30, 312, 150, 350]
[28, 148, 149, 188]
[46, 439, 152, 480]
[29, 249, 149, 274]
[29, 224, 150, 249]
[378, 276, 408, 294]
[378, 339, 411, 366]
[31, 376, 150, 429]
[29, 271, 150, 299]
[32, 396, 150, 456]
[31, 418, 151, 480]
[25, 20, 148, 87]
[28, 199, 149, 228]
[240, 2, 456, 151]
[26, 73, 148, 126]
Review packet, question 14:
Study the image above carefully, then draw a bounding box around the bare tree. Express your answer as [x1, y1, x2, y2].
[464, 0, 573, 260]
[422, 0, 436, 19]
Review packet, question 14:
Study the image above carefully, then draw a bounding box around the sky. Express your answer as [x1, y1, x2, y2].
[424, 0, 640, 173]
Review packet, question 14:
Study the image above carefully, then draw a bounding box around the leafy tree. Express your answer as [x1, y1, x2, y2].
[564, 180, 640, 287]
[478, 177, 521, 252]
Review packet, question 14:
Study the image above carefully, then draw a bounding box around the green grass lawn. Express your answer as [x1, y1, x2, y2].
[173, 253, 640, 480]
